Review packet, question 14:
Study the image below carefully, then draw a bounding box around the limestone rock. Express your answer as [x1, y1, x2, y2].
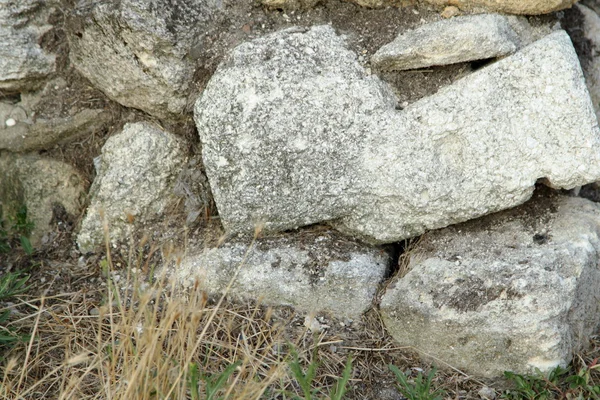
[67, 0, 223, 120]
[372, 14, 520, 71]
[380, 192, 600, 379]
[0, 152, 87, 246]
[194, 26, 600, 244]
[0, 0, 56, 92]
[77, 122, 187, 253]
[422, 0, 578, 15]
[174, 229, 390, 319]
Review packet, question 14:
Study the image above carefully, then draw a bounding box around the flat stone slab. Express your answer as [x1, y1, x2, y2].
[194, 26, 600, 244]
[371, 14, 520, 71]
[174, 229, 390, 319]
[380, 192, 600, 379]
[77, 122, 187, 253]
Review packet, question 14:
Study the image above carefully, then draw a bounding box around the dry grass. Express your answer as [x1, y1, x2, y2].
[1, 225, 599, 399]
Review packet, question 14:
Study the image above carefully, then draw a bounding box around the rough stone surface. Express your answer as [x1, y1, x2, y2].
[372, 14, 520, 71]
[576, 4, 600, 121]
[194, 26, 600, 244]
[380, 192, 600, 379]
[0, 79, 113, 151]
[422, 0, 578, 15]
[0, 0, 56, 92]
[174, 229, 390, 319]
[0, 152, 87, 246]
[77, 122, 187, 253]
[67, 0, 223, 120]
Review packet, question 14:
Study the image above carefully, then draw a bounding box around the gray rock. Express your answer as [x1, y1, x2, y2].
[173, 229, 390, 319]
[0, 79, 113, 151]
[0, 0, 56, 92]
[371, 14, 520, 71]
[194, 26, 600, 244]
[77, 122, 187, 253]
[380, 193, 600, 379]
[0, 152, 87, 246]
[67, 0, 223, 120]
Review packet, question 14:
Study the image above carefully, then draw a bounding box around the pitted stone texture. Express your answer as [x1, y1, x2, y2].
[422, 0, 577, 15]
[195, 26, 600, 244]
[175, 229, 390, 319]
[372, 14, 520, 71]
[77, 122, 187, 253]
[0, 0, 56, 92]
[0, 152, 86, 246]
[68, 0, 223, 120]
[380, 193, 600, 379]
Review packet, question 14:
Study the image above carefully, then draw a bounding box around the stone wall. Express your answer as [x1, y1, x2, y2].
[2, 0, 600, 380]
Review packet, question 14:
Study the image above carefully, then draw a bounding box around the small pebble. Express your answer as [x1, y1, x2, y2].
[5, 118, 16, 127]
[441, 5, 460, 18]
[89, 308, 100, 316]
[478, 386, 496, 399]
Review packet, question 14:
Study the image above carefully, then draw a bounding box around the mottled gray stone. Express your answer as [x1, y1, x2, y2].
[0, 152, 87, 246]
[77, 122, 187, 253]
[174, 229, 390, 319]
[380, 193, 600, 379]
[0, 0, 56, 92]
[67, 0, 223, 120]
[194, 26, 600, 244]
[371, 14, 520, 71]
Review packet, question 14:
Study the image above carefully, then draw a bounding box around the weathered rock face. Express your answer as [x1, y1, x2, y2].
[175, 229, 390, 319]
[576, 4, 600, 122]
[0, 0, 56, 92]
[380, 193, 600, 379]
[67, 0, 223, 120]
[195, 26, 600, 244]
[422, 0, 578, 15]
[0, 152, 87, 246]
[77, 122, 187, 253]
[0, 79, 112, 152]
[372, 14, 520, 71]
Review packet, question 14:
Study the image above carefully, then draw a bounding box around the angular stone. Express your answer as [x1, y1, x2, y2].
[77, 122, 187, 253]
[174, 229, 390, 319]
[372, 14, 520, 71]
[0, 0, 56, 92]
[67, 0, 223, 120]
[195, 26, 600, 244]
[0, 152, 87, 246]
[422, 0, 577, 15]
[380, 192, 600, 379]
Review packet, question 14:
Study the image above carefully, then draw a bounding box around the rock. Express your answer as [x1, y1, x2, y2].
[574, 4, 600, 122]
[344, 0, 399, 7]
[380, 192, 600, 379]
[371, 14, 520, 71]
[421, 0, 577, 15]
[77, 122, 187, 253]
[67, 0, 223, 120]
[173, 229, 390, 319]
[0, 79, 113, 151]
[441, 6, 460, 18]
[0, 152, 87, 246]
[194, 26, 600, 244]
[0, 0, 56, 92]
